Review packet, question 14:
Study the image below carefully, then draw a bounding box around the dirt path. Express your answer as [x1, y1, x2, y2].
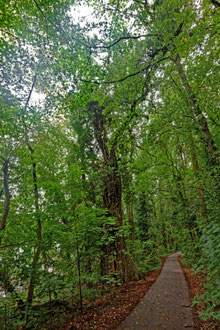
[118, 252, 194, 330]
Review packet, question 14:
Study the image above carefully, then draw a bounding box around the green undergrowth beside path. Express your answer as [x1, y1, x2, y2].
[181, 222, 220, 324]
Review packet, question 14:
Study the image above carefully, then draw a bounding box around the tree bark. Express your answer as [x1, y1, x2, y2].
[90, 101, 139, 282]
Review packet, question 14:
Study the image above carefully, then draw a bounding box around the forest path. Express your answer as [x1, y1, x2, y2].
[118, 252, 194, 330]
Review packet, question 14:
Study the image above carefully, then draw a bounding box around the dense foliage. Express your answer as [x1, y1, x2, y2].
[0, 0, 219, 328]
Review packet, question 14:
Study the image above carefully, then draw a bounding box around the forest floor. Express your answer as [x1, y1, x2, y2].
[179, 257, 217, 330]
[47, 254, 216, 330]
[54, 258, 167, 329]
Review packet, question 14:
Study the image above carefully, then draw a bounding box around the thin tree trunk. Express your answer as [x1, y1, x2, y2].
[162, 221, 167, 248]
[25, 148, 42, 324]
[0, 158, 10, 233]
[0, 160, 25, 310]
[190, 137, 207, 219]
[76, 234, 83, 313]
[19, 74, 42, 324]
[0, 159, 15, 319]
[128, 203, 135, 244]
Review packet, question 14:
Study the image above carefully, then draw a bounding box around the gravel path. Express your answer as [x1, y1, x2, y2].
[118, 252, 194, 330]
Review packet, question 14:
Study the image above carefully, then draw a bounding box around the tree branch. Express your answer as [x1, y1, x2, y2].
[22, 74, 37, 153]
[24, 75, 37, 112]
[89, 34, 158, 49]
[81, 56, 169, 85]
[211, 0, 220, 7]
[0, 189, 3, 198]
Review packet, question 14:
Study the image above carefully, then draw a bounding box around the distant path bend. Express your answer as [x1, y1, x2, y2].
[118, 252, 194, 330]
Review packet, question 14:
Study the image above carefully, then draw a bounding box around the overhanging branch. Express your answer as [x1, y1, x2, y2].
[81, 56, 169, 85]
[89, 34, 158, 49]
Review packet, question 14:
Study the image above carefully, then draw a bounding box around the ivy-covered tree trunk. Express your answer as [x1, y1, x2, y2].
[190, 136, 207, 219]
[91, 102, 139, 282]
[174, 55, 217, 163]
[127, 202, 135, 244]
[136, 192, 150, 242]
[123, 169, 135, 245]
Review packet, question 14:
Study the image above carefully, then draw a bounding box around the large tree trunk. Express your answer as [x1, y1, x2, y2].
[102, 164, 138, 282]
[90, 101, 139, 282]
